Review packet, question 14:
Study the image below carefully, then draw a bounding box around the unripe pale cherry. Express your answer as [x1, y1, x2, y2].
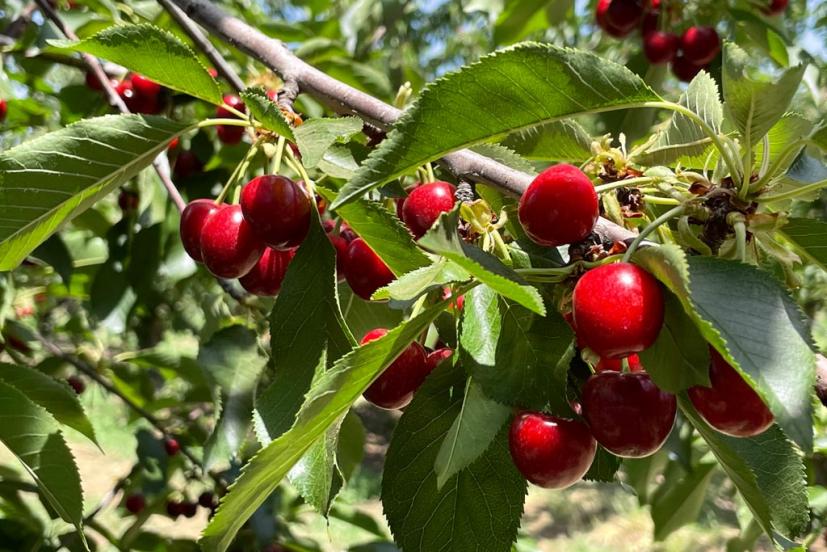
[680, 26, 721, 65]
[360, 329, 430, 409]
[240, 175, 311, 249]
[508, 412, 596, 489]
[688, 347, 774, 437]
[582, 371, 676, 457]
[343, 238, 395, 300]
[572, 262, 664, 358]
[401, 181, 456, 238]
[180, 199, 221, 263]
[518, 164, 599, 247]
[239, 247, 295, 296]
[200, 204, 265, 278]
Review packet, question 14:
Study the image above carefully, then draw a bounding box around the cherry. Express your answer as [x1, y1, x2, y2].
[572, 262, 664, 358]
[208, 68, 219, 78]
[173, 150, 204, 180]
[518, 164, 598, 247]
[216, 94, 246, 145]
[643, 31, 679, 64]
[605, 0, 644, 34]
[595, 354, 642, 373]
[240, 175, 311, 249]
[200, 204, 265, 279]
[164, 437, 180, 456]
[0, 99, 7, 122]
[680, 26, 720, 65]
[85, 71, 106, 91]
[118, 189, 139, 214]
[216, 94, 245, 118]
[131, 74, 161, 98]
[343, 238, 395, 300]
[426, 347, 453, 370]
[124, 493, 146, 514]
[641, 9, 659, 36]
[441, 287, 464, 311]
[117, 78, 161, 114]
[360, 329, 430, 409]
[168, 137, 180, 150]
[672, 54, 705, 82]
[582, 371, 676, 457]
[596, 0, 633, 37]
[166, 500, 184, 518]
[198, 491, 216, 508]
[182, 501, 198, 518]
[401, 181, 456, 239]
[765, 0, 788, 14]
[688, 347, 774, 437]
[239, 247, 295, 296]
[324, 222, 351, 279]
[216, 125, 245, 145]
[508, 411, 596, 489]
[180, 199, 221, 263]
[67, 375, 85, 394]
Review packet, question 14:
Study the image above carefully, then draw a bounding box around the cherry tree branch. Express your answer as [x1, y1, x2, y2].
[167, 0, 636, 244]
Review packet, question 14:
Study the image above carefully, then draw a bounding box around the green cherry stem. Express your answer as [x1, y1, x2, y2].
[196, 118, 251, 129]
[643, 195, 681, 205]
[593, 176, 658, 193]
[272, 135, 286, 174]
[216, 138, 263, 204]
[622, 204, 687, 262]
[760, 177, 827, 203]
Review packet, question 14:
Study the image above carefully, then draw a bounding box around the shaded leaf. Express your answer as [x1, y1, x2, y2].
[240, 88, 296, 142]
[779, 217, 827, 269]
[501, 119, 592, 163]
[294, 116, 363, 168]
[651, 462, 716, 541]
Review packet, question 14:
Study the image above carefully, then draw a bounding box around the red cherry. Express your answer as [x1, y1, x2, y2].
[680, 26, 720, 65]
[672, 54, 706, 82]
[643, 31, 679, 64]
[401, 181, 456, 239]
[595, 354, 643, 373]
[118, 189, 139, 213]
[508, 412, 596, 489]
[360, 329, 430, 409]
[326, 231, 350, 280]
[688, 348, 774, 437]
[240, 175, 311, 249]
[596, 0, 633, 37]
[166, 500, 184, 518]
[200, 204, 265, 278]
[124, 493, 146, 514]
[168, 137, 180, 150]
[266, 89, 278, 102]
[641, 9, 660, 35]
[518, 164, 598, 247]
[765, 0, 788, 13]
[582, 371, 676, 457]
[572, 262, 664, 358]
[216, 94, 245, 118]
[84, 71, 105, 91]
[216, 95, 246, 144]
[343, 238, 394, 300]
[239, 247, 295, 296]
[605, 0, 644, 34]
[131, 74, 162, 98]
[0, 99, 6, 122]
[426, 347, 453, 370]
[164, 438, 180, 456]
[67, 375, 85, 394]
[216, 125, 245, 145]
[182, 501, 198, 518]
[208, 68, 219, 78]
[173, 150, 204, 180]
[180, 199, 221, 263]
[198, 491, 216, 508]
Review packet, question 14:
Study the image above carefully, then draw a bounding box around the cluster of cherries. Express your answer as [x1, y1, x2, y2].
[596, 0, 787, 81]
[86, 71, 168, 114]
[509, 163, 775, 489]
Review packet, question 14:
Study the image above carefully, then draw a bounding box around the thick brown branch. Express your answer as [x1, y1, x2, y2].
[168, 0, 636, 244]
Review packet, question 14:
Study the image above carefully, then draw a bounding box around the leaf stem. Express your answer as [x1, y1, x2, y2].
[622, 204, 687, 262]
[196, 118, 252, 129]
[594, 176, 658, 193]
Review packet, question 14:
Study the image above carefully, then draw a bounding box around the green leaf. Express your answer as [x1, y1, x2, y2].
[686, 256, 814, 452]
[331, 42, 660, 209]
[317, 187, 429, 276]
[493, 0, 562, 45]
[197, 325, 265, 471]
[52, 24, 222, 104]
[460, 285, 572, 411]
[638, 293, 710, 393]
[679, 397, 808, 542]
[293, 116, 363, 168]
[651, 462, 716, 541]
[583, 446, 621, 483]
[372, 259, 470, 301]
[722, 42, 805, 147]
[0, 363, 97, 447]
[382, 363, 526, 552]
[500, 119, 592, 163]
[200, 300, 449, 552]
[0, 114, 188, 270]
[434, 380, 511, 489]
[287, 412, 346, 515]
[470, 143, 536, 173]
[633, 72, 723, 166]
[779, 217, 827, 269]
[239, 88, 296, 142]
[419, 210, 545, 314]
[0, 380, 84, 532]
[756, 113, 812, 174]
[339, 283, 404, 341]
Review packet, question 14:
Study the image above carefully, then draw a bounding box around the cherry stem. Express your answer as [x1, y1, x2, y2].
[216, 139, 263, 204]
[643, 195, 681, 205]
[197, 118, 251, 128]
[622, 204, 687, 262]
[425, 162, 436, 183]
[285, 146, 313, 195]
[678, 216, 712, 256]
[594, 176, 658, 194]
[272, 135, 286, 174]
[733, 220, 747, 263]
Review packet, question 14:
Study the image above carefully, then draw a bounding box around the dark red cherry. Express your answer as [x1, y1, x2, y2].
[118, 189, 139, 214]
[326, 229, 350, 280]
[641, 8, 659, 35]
[672, 54, 705, 82]
[124, 493, 146, 514]
[173, 150, 204, 180]
[643, 31, 679, 64]
[216, 95, 246, 144]
[200, 204, 265, 278]
[343, 238, 395, 300]
[582, 371, 676, 457]
[426, 347, 453, 370]
[216, 94, 245, 118]
[216, 125, 244, 145]
[0, 99, 6, 122]
[680, 26, 720, 65]
[84, 71, 105, 91]
[180, 199, 221, 263]
[240, 175, 311, 249]
[198, 491, 216, 508]
[605, 0, 644, 34]
[182, 501, 198, 518]
[596, 0, 633, 37]
[67, 375, 85, 394]
[131, 74, 161, 98]
[572, 262, 664, 358]
[360, 329, 429, 409]
[765, 0, 788, 13]
[164, 438, 180, 456]
[688, 347, 774, 437]
[508, 412, 596, 489]
[166, 500, 184, 518]
[519, 164, 598, 247]
[239, 247, 295, 296]
[595, 354, 643, 372]
[401, 181, 456, 239]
